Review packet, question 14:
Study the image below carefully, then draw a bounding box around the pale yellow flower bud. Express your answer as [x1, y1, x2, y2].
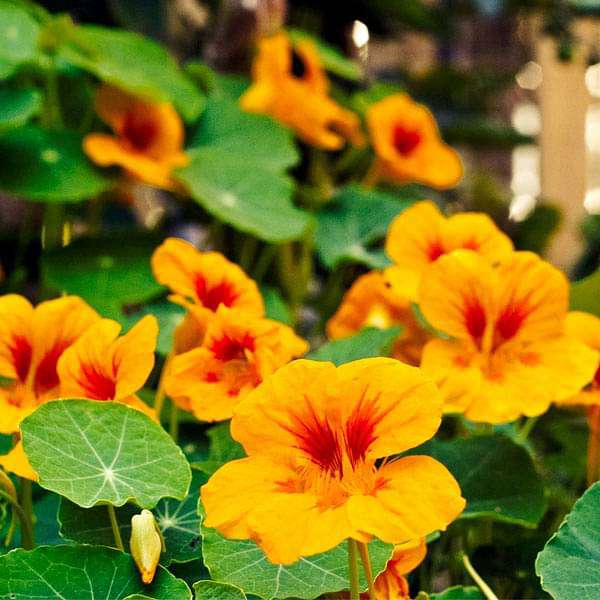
[130, 509, 162, 584]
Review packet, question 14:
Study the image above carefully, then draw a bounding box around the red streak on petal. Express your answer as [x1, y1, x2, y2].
[34, 341, 70, 395]
[392, 124, 422, 156]
[10, 336, 32, 382]
[464, 300, 487, 341]
[210, 334, 255, 362]
[204, 372, 219, 383]
[194, 275, 239, 312]
[121, 113, 158, 152]
[345, 405, 377, 467]
[427, 240, 445, 262]
[78, 363, 116, 401]
[495, 304, 527, 342]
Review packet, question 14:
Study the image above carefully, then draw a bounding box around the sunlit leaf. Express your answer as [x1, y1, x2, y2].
[0, 88, 41, 130]
[0, 1, 40, 80]
[21, 399, 191, 509]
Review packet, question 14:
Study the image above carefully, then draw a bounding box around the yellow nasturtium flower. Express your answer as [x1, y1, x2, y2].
[201, 358, 465, 565]
[57, 315, 159, 419]
[151, 237, 264, 344]
[419, 251, 599, 423]
[326, 270, 430, 366]
[165, 306, 308, 421]
[241, 31, 363, 150]
[366, 93, 462, 189]
[84, 84, 189, 191]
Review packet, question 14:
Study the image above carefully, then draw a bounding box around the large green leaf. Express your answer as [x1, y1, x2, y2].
[0, 88, 41, 130]
[315, 184, 414, 269]
[193, 423, 245, 477]
[176, 147, 311, 243]
[536, 482, 600, 599]
[201, 508, 393, 600]
[0, 126, 111, 201]
[21, 399, 191, 509]
[409, 434, 547, 527]
[42, 233, 164, 319]
[570, 268, 600, 317]
[193, 581, 247, 600]
[59, 470, 205, 565]
[190, 96, 298, 172]
[0, 545, 191, 599]
[57, 24, 203, 122]
[307, 327, 401, 366]
[0, 1, 40, 79]
[261, 286, 292, 326]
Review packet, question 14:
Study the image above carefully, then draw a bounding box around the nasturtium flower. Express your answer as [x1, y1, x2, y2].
[372, 538, 426, 600]
[327, 270, 430, 366]
[240, 31, 363, 150]
[385, 201, 514, 282]
[201, 358, 465, 564]
[57, 315, 159, 418]
[366, 94, 462, 189]
[152, 237, 264, 337]
[83, 84, 189, 191]
[419, 251, 599, 423]
[165, 307, 307, 421]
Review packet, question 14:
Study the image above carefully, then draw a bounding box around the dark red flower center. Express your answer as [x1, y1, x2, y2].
[79, 363, 117, 401]
[211, 334, 255, 362]
[392, 124, 422, 156]
[10, 335, 32, 383]
[194, 275, 239, 312]
[34, 341, 70, 395]
[122, 113, 158, 152]
[427, 240, 445, 262]
[465, 300, 487, 342]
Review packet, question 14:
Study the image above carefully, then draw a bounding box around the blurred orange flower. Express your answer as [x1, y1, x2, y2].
[240, 32, 363, 150]
[385, 201, 513, 288]
[152, 238, 264, 344]
[420, 251, 598, 423]
[327, 270, 430, 366]
[84, 84, 189, 191]
[0, 295, 99, 480]
[57, 315, 159, 419]
[165, 307, 307, 421]
[366, 94, 462, 189]
[201, 358, 464, 564]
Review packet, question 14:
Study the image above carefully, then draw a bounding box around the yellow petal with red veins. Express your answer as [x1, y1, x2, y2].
[0, 294, 33, 381]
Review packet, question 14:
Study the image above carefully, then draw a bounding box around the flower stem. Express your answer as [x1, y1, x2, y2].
[18, 478, 35, 550]
[348, 539, 361, 600]
[169, 402, 179, 443]
[358, 541, 376, 599]
[587, 405, 600, 486]
[107, 504, 124, 551]
[462, 554, 499, 600]
[154, 352, 173, 422]
[515, 416, 538, 445]
[0, 488, 34, 550]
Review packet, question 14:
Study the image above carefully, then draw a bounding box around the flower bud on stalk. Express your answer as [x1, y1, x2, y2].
[130, 510, 163, 584]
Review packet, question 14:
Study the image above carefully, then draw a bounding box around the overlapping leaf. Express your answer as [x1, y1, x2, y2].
[0, 88, 41, 130]
[21, 399, 191, 508]
[0, 1, 40, 79]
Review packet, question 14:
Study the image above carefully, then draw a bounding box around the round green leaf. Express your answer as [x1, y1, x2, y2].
[536, 482, 600, 599]
[0, 87, 41, 130]
[194, 581, 247, 599]
[177, 148, 311, 243]
[0, 545, 191, 599]
[200, 506, 393, 600]
[570, 268, 600, 317]
[21, 399, 191, 509]
[261, 286, 292, 326]
[409, 434, 547, 527]
[42, 233, 165, 319]
[315, 184, 416, 269]
[0, 1, 40, 79]
[59, 470, 205, 565]
[193, 423, 245, 477]
[57, 24, 203, 122]
[190, 96, 298, 172]
[307, 327, 402, 366]
[0, 125, 111, 201]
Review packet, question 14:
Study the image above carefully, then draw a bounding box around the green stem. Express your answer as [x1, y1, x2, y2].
[357, 541, 376, 600]
[0, 488, 34, 550]
[154, 352, 173, 423]
[347, 539, 361, 600]
[42, 204, 67, 250]
[462, 554, 499, 600]
[251, 244, 277, 282]
[238, 236, 258, 272]
[107, 504, 124, 551]
[18, 479, 35, 550]
[169, 403, 179, 443]
[515, 416, 539, 445]
[42, 57, 63, 129]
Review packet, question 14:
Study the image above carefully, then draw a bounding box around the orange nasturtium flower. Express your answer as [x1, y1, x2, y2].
[165, 307, 308, 421]
[201, 358, 465, 564]
[83, 84, 189, 191]
[366, 94, 462, 189]
[240, 31, 363, 150]
[419, 251, 599, 423]
[152, 237, 264, 343]
[327, 270, 430, 366]
[0, 295, 99, 479]
[57, 315, 159, 419]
